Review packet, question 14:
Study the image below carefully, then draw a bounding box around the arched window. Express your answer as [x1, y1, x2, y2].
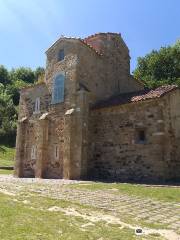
[52, 74, 65, 104]
[34, 97, 40, 113]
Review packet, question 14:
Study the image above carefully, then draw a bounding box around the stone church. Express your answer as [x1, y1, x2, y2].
[15, 32, 180, 182]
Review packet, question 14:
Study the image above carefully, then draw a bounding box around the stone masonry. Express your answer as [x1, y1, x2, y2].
[15, 32, 180, 182]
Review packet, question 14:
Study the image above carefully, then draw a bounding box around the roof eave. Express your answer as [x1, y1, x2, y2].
[45, 37, 80, 54]
[91, 86, 179, 111]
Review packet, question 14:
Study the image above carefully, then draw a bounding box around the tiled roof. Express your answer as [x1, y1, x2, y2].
[46, 33, 122, 56]
[82, 32, 120, 56]
[46, 36, 103, 56]
[92, 85, 178, 109]
[80, 39, 103, 56]
[83, 32, 120, 41]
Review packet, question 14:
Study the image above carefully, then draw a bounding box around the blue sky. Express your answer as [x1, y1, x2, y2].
[0, 0, 179, 72]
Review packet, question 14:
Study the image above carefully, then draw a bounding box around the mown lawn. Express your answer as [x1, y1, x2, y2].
[0, 145, 15, 167]
[0, 177, 178, 239]
[0, 193, 164, 240]
[0, 169, 14, 174]
[0, 145, 178, 239]
[70, 182, 180, 203]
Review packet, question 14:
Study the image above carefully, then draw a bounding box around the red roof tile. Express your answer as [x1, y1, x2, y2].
[46, 33, 122, 56]
[83, 32, 120, 41]
[46, 36, 103, 56]
[82, 32, 120, 56]
[79, 39, 103, 56]
[92, 85, 178, 109]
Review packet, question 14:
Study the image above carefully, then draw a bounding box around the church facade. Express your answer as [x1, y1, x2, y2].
[15, 33, 180, 182]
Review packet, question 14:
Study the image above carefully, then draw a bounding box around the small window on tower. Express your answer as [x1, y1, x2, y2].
[34, 97, 40, 113]
[136, 129, 146, 144]
[31, 145, 36, 159]
[58, 49, 64, 62]
[54, 144, 59, 160]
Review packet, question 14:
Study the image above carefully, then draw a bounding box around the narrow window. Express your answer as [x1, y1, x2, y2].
[136, 129, 146, 144]
[52, 74, 65, 104]
[34, 97, 40, 113]
[58, 49, 64, 61]
[31, 145, 36, 159]
[54, 145, 59, 160]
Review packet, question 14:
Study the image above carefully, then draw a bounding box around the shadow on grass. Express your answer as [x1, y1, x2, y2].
[85, 177, 180, 187]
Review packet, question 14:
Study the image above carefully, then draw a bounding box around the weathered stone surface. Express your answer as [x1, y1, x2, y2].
[15, 32, 180, 182]
[88, 92, 180, 182]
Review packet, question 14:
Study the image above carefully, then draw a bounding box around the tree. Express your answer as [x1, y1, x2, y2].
[6, 80, 29, 105]
[0, 84, 17, 146]
[10, 67, 35, 84]
[0, 65, 10, 85]
[34, 67, 45, 82]
[133, 40, 180, 88]
[0, 65, 44, 146]
[7, 66, 45, 105]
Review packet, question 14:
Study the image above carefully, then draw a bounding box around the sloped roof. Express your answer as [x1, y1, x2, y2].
[46, 36, 103, 56]
[80, 39, 103, 56]
[83, 32, 128, 53]
[46, 32, 124, 56]
[92, 85, 179, 109]
[84, 32, 120, 40]
[21, 82, 46, 91]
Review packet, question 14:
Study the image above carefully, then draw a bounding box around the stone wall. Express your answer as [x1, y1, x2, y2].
[15, 82, 66, 178]
[163, 90, 180, 180]
[19, 83, 50, 119]
[45, 34, 144, 108]
[15, 33, 180, 182]
[45, 39, 91, 179]
[77, 33, 143, 104]
[76, 42, 107, 102]
[16, 39, 91, 179]
[44, 111, 65, 178]
[15, 83, 50, 177]
[88, 93, 180, 182]
[45, 39, 78, 103]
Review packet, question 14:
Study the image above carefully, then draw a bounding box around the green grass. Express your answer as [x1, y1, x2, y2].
[0, 193, 163, 240]
[0, 145, 15, 167]
[0, 169, 14, 174]
[70, 182, 180, 203]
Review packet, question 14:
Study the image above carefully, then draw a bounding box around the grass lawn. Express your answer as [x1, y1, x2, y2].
[0, 193, 164, 240]
[0, 169, 14, 174]
[0, 178, 178, 239]
[0, 145, 15, 167]
[0, 145, 179, 239]
[71, 182, 180, 203]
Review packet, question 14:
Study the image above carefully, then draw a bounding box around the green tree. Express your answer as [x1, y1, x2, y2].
[10, 67, 35, 84]
[6, 80, 29, 105]
[0, 84, 17, 146]
[0, 66, 44, 146]
[34, 67, 45, 82]
[7, 66, 45, 105]
[0, 65, 11, 85]
[133, 40, 180, 88]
